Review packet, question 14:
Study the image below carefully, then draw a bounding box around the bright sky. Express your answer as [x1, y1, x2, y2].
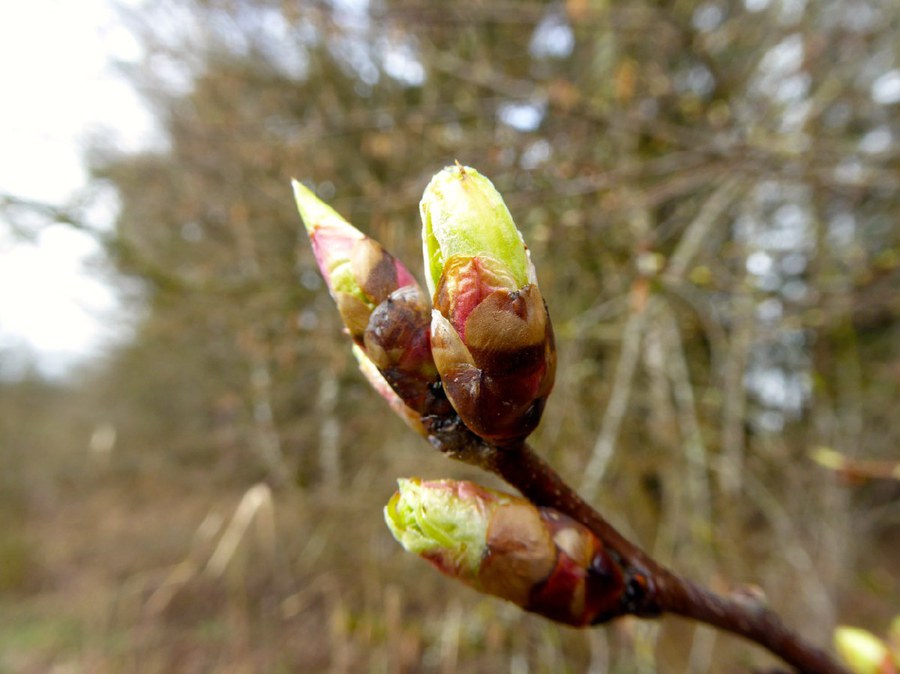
[0, 0, 153, 377]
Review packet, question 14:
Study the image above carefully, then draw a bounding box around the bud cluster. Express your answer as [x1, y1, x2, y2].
[294, 167, 600, 628]
[294, 166, 555, 443]
[294, 165, 851, 674]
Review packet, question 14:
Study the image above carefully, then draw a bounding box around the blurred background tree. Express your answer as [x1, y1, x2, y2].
[1, 0, 897, 671]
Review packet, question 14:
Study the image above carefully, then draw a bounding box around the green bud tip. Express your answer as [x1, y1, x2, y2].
[384, 478, 510, 579]
[291, 179, 365, 295]
[420, 164, 529, 298]
[292, 179, 355, 237]
[834, 627, 891, 674]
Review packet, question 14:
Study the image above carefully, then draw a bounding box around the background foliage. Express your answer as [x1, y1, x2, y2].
[2, 0, 898, 671]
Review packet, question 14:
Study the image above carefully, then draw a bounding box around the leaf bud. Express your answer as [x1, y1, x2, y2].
[420, 165, 556, 444]
[384, 478, 626, 626]
[294, 180, 440, 417]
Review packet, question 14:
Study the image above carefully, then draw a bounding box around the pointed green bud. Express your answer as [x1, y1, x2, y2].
[419, 166, 556, 444]
[293, 179, 417, 341]
[384, 478, 626, 626]
[835, 627, 892, 674]
[421, 164, 529, 298]
[294, 180, 443, 420]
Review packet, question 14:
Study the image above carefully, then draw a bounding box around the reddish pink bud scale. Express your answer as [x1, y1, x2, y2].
[431, 258, 555, 444]
[307, 226, 359, 293]
[394, 263, 417, 293]
[440, 257, 508, 339]
[526, 511, 626, 626]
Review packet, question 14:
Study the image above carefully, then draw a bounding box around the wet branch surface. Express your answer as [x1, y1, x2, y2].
[425, 415, 849, 674]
